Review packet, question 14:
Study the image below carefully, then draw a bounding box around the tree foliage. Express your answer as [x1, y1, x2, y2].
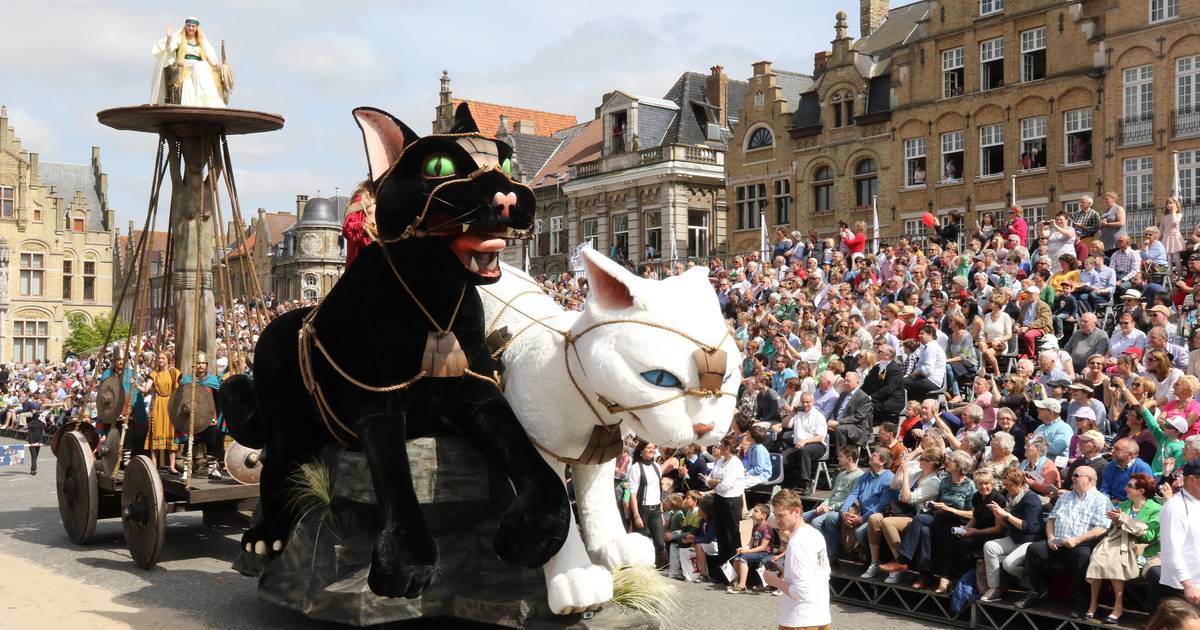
[63, 312, 130, 356]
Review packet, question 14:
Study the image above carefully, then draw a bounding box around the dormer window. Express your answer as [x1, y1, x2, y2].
[611, 111, 628, 154]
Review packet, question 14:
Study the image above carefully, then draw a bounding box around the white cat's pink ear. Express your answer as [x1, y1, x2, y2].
[582, 248, 636, 310]
[352, 107, 420, 182]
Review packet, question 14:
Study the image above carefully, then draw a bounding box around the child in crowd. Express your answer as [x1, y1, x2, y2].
[687, 495, 720, 582]
[665, 491, 702, 579]
[726, 504, 777, 593]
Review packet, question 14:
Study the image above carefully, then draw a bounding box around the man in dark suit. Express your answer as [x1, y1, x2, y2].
[861, 344, 905, 425]
[828, 371, 873, 452]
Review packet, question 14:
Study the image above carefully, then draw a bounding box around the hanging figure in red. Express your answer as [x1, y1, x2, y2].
[342, 179, 376, 268]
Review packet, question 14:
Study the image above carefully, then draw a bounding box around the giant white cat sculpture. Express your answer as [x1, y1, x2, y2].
[479, 248, 742, 614]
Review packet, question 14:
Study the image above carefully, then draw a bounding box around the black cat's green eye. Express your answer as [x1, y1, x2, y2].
[423, 154, 457, 178]
[501, 158, 513, 175]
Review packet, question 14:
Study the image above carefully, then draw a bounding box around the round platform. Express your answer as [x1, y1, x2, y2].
[97, 105, 284, 136]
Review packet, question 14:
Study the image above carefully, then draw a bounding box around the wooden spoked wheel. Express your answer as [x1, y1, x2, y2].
[121, 455, 167, 569]
[56, 431, 99, 545]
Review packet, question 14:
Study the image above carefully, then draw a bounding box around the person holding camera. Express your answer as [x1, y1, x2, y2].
[764, 489, 831, 630]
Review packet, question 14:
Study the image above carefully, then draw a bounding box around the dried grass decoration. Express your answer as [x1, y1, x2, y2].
[610, 564, 680, 622]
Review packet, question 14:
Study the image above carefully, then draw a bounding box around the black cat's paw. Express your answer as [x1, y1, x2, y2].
[368, 555, 436, 599]
[494, 489, 570, 568]
[241, 522, 287, 558]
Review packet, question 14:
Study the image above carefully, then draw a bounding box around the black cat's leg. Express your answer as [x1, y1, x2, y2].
[242, 430, 299, 556]
[358, 412, 437, 599]
[461, 384, 569, 568]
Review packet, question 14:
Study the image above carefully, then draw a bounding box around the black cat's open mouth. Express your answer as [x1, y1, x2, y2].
[449, 233, 505, 278]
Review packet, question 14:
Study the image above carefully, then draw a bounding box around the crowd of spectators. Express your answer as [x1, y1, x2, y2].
[597, 194, 1200, 621]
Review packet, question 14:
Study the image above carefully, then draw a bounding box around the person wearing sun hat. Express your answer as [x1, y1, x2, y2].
[1138, 401, 1188, 477]
[1063, 427, 1109, 491]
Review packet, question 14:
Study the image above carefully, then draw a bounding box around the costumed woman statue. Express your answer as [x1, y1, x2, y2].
[141, 352, 181, 474]
[149, 17, 229, 107]
[341, 179, 376, 268]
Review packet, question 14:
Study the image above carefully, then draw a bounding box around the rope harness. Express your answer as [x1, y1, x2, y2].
[480, 277, 736, 465]
[297, 244, 500, 446]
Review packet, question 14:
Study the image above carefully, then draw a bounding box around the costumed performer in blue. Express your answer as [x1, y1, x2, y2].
[179, 352, 226, 480]
[100, 349, 149, 457]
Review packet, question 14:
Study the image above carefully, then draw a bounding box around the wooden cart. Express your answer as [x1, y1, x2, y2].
[55, 427, 259, 568]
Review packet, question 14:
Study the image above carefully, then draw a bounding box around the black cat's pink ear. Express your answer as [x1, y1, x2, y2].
[449, 102, 480, 134]
[352, 107, 420, 182]
[582, 248, 637, 311]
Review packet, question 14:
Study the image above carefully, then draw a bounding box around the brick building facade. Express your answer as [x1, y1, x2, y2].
[0, 106, 116, 363]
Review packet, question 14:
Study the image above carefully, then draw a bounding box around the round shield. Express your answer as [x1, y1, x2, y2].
[121, 455, 166, 569]
[56, 431, 99, 545]
[95, 375, 126, 425]
[50, 421, 99, 457]
[99, 424, 124, 478]
[168, 383, 216, 434]
[224, 441, 262, 485]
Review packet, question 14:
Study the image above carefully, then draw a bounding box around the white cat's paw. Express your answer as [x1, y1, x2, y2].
[547, 564, 613, 615]
[594, 532, 655, 570]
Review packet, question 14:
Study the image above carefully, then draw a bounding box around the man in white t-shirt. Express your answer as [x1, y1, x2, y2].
[764, 489, 831, 630]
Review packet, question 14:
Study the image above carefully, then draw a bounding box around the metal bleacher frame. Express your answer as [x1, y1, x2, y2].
[827, 564, 1145, 630]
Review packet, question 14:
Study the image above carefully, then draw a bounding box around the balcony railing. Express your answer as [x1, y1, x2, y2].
[1173, 107, 1200, 139]
[1119, 114, 1154, 146]
[571, 144, 724, 179]
[1126, 201, 1200, 237]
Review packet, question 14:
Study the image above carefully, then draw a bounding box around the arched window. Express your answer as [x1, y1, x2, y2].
[747, 126, 774, 150]
[853, 159, 879, 207]
[755, 91, 765, 107]
[813, 166, 834, 213]
[303, 288, 319, 301]
[304, 274, 319, 288]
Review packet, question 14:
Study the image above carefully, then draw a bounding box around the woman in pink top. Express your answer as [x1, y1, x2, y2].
[1164, 374, 1200, 437]
[1004, 206, 1028, 248]
[969, 376, 997, 431]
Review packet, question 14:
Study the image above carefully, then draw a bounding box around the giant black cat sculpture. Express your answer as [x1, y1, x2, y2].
[220, 104, 569, 599]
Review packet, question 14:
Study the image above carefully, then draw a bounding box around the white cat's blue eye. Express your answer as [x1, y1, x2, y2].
[641, 369, 682, 389]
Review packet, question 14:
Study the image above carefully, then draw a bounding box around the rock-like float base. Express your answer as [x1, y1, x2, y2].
[233, 438, 658, 629]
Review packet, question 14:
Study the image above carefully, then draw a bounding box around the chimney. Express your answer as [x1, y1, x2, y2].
[497, 113, 510, 136]
[296, 194, 308, 215]
[706, 65, 729, 129]
[814, 51, 832, 75]
[29, 152, 38, 185]
[861, 0, 889, 38]
[514, 120, 535, 134]
[0, 105, 6, 152]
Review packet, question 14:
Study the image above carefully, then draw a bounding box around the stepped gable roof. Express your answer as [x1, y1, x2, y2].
[774, 70, 815, 113]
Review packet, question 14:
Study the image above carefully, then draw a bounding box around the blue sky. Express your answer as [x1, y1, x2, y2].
[2, 0, 861, 232]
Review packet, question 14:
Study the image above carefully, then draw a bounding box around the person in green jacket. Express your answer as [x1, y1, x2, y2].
[1141, 401, 1186, 477]
[804, 445, 865, 522]
[1085, 472, 1161, 623]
